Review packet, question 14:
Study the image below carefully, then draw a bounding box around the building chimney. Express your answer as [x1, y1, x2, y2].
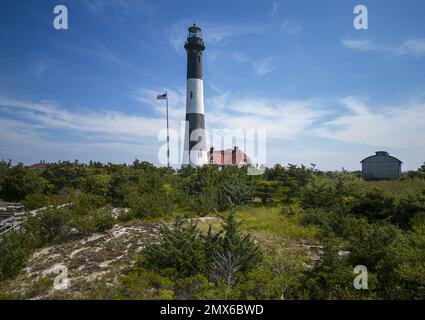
[209, 147, 214, 163]
[232, 146, 238, 165]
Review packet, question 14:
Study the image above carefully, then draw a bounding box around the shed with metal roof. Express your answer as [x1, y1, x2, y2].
[361, 151, 402, 180]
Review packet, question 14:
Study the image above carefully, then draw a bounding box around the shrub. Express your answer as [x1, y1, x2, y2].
[264, 164, 314, 197]
[300, 178, 344, 209]
[301, 237, 361, 300]
[219, 168, 254, 209]
[210, 211, 263, 275]
[142, 213, 262, 286]
[23, 192, 50, 210]
[394, 192, 425, 229]
[24, 207, 73, 246]
[253, 180, 281, 205]
[92, 209, 116, 232]
[174, 274, 214, 300]
[88, 268, 175, 300]
[347, 221, 402, 272]
[142, 219, 206, 276]
[129, 191, 169, 218]
[351, 188, 395, 221]
[71, 208, 115, 234]
[374, 222, 425, 299]
[0, 231, 32, 281]
[1, 164, 51, 201]
[280, 204, 303, 216]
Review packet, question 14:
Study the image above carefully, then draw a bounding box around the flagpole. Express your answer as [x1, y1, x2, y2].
[166, 91, 170, 168]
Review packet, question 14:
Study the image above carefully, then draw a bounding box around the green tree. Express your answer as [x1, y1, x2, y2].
[0, 159, 11, 197]
[142, 219, 206, 277]
[0, 232, 32, 281]
[302, 237, 357, 300]
[1, 164, 51, 201]
[24, 208, 73, 246]
[375, 220, 425, 299]
[351, 188, 395, 221]
[253, 180, 280, 205]
[394, 192, 425, 229]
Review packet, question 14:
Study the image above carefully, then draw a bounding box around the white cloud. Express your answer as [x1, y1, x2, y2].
[398, 38, 425, 57]
[341, 38, 378, 51]
[0, 96, 165, 140]
[206, 94, 326, 140]
[2, 93, 425, 170]
[133, 87, 186, 120]
[0, 117, 158, 164]
[314, 96, 425, 149]
[0, 96, 168, 164]
[252, 56, 282, 75]
[342, 37, 425, 58]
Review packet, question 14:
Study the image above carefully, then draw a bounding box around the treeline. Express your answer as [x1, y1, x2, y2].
[1, 159, 425, 299]
[0, 160, 321, 215]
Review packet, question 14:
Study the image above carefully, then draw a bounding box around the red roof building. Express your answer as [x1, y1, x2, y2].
[28, 162, 47, 170]
[208, 147, 251, 167]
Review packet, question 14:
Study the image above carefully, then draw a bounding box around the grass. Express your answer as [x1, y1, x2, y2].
[350, 178, 425, 196]
[235, 207, 319, 242]
[196, 206, 320, 245]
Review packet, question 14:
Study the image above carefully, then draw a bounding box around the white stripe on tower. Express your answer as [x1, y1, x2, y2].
[186, 79, 204, 114]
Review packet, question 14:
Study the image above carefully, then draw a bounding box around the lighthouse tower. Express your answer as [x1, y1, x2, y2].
[182, 24, 208, 167]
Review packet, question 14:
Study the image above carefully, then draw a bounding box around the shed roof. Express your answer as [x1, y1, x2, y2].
[361, 151, 402, 164]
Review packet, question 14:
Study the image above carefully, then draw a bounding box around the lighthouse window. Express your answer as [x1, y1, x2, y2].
[197, 55, 200, 63]
[190, 91, 193, 99]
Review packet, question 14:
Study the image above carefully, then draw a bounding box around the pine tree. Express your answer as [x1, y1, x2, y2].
[209, 211, 262, 276]
[142, 218, 206, 277]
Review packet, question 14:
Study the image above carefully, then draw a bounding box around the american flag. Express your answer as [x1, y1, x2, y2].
[156, 93, 167, 100]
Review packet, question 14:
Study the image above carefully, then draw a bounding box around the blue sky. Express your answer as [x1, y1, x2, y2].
[0, 0, 425, 170]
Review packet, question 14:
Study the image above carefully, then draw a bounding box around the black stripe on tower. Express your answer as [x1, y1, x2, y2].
[185, 31, 205, 80]
[185, 113, 205, 150]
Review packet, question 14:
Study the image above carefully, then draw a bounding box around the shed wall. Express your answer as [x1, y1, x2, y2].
[362, 156, 401, 180]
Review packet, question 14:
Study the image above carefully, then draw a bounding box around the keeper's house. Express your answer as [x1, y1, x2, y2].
[208, 147, 251, 167]
[361, 151, 402, 180]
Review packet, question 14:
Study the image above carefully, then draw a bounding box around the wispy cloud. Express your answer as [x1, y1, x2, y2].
[207, 94, 326, 140]
[314, 96, 425, 149]
[32, 61, 48, 77]
[133, 87, 186, 119]
[252, 56, 282, 75]
[342, 37, 425, 58]
[280, 20, 302, 35]
[271, 1, 280, 16]
[0, 96, 165, 141]
[64, 43, 134, 69]
[2, 92, 425, 169]
[81, 0, 156, 16]
[168, 20, 265, 52]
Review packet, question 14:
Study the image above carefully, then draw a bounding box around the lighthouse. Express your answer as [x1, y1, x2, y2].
[182, 24, 208, 167]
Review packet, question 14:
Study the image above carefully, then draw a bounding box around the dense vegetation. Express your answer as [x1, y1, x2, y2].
[0, 159, 425, 299]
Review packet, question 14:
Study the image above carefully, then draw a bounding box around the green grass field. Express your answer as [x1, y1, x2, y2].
[350, 178, 425, 196]
[197, 206, 319, 247]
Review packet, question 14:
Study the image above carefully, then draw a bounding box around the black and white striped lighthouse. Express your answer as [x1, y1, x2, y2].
[182, 24, 208, 167]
